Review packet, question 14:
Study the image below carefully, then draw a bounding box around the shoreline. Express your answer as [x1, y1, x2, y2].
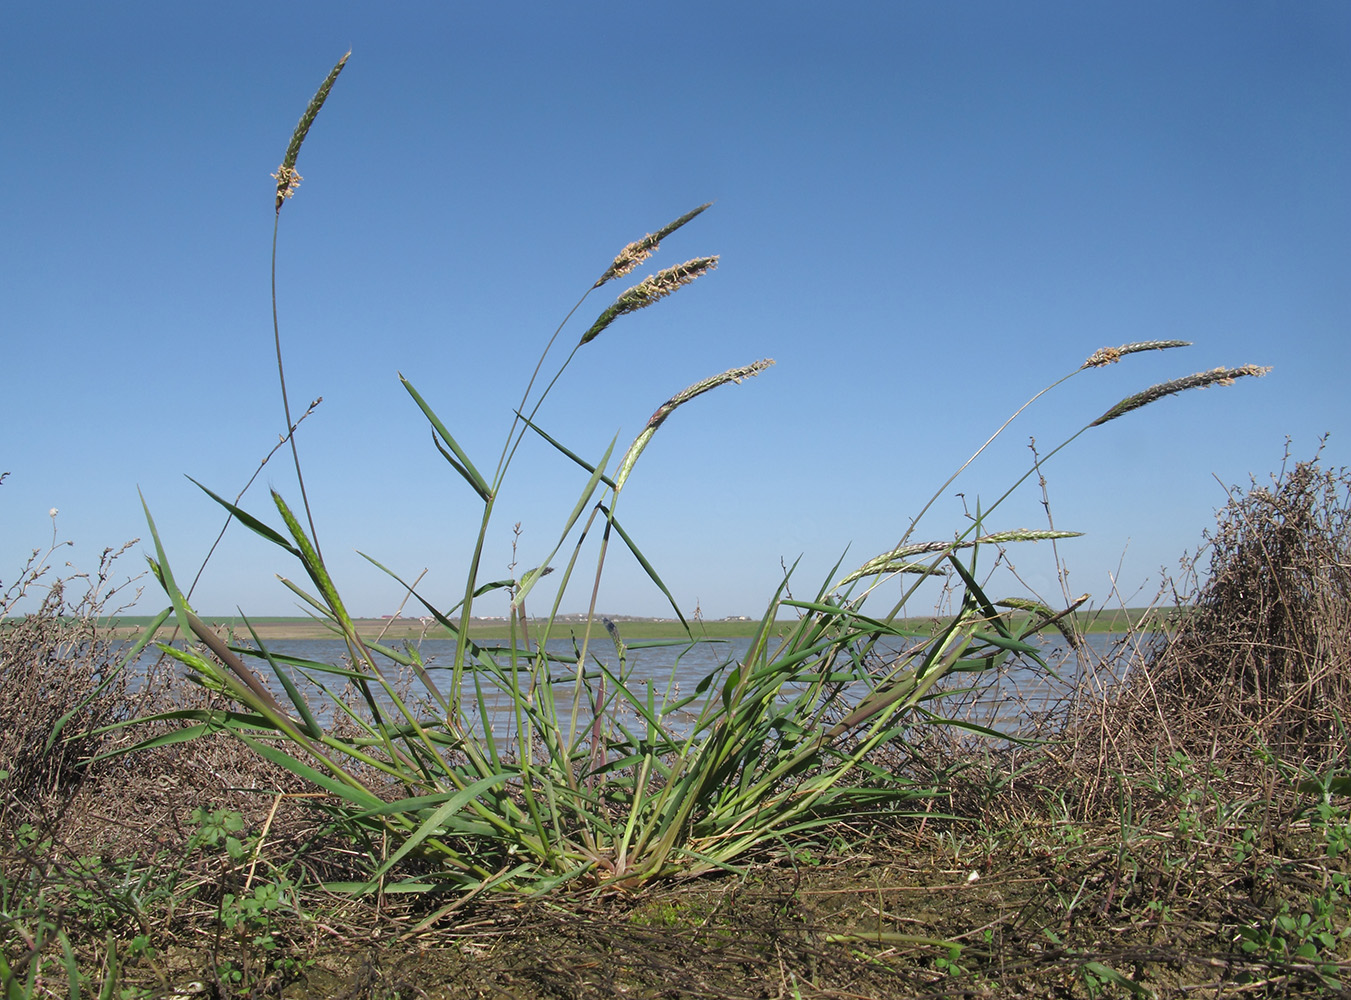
[80, 607, 1173, 641]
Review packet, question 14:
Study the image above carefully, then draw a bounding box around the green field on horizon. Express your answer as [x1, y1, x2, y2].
[91, 607, 1173, 641]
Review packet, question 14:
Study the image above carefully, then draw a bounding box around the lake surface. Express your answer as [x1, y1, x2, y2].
[125, 628, 1155, 740]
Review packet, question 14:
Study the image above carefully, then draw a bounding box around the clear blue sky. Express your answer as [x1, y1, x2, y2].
[3, 3, 1347, 621]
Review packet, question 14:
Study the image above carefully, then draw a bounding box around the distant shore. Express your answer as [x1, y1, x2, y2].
[87, 608, 1171, 641]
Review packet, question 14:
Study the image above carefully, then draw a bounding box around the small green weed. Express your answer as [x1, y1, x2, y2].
[628, 898, 709, 929]
[189, 806, 250, 860]
[181, 806, 314, 990]
[1042, 930, 1154, 998]
[933, 942, 968, 977]
[1, 820, 147, 1000]
[1234, 785, 1351, 991]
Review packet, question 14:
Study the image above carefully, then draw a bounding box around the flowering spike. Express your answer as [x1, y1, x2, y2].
[1092, 365, 1270, 426]
[274, 51, 350, 212]
[580, 257, 719, 345]
[614, 359, 773, 490]
[1082, 340, 1192, 369]
[594, 204, 713, 288]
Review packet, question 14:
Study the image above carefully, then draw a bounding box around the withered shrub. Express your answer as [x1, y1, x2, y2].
[1, 541, 142, 806]
[1071, 449, 1351, 795]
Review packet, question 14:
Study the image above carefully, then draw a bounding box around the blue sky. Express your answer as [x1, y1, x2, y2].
[3, 3, 1347, 622]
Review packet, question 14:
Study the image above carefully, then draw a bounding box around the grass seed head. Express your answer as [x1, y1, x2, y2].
[839, 530, 1081, 586]
[1092, 365, 1270, 426]
[271, 164, 303, 203]
[581, 256, 719, 345]
[1083, 340, 1192, 369]
[599, 239, 656, 287]
[275, 51, 350, 212]
[594, 203, 713, 288]
[614, 358, 772, 490]
[644, 357, 774, 432]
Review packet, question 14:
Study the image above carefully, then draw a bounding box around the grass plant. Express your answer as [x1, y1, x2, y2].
[105, 54, 1270, 902]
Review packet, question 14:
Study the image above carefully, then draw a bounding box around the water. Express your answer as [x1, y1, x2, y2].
[122, 625, 1152, 741]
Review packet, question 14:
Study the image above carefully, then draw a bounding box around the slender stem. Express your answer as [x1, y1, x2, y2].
[498, 342, 586, 485]
[451, 498, 496, 714]
[271, 215, 323, 561]
[186, 400, 320, 602]
[849, 363, 1090, 613]
[571, 502, 615, 755]
[876, 419, 1097, 621]
[493, 294, 592, 488]
[897, 366, 1081, 551]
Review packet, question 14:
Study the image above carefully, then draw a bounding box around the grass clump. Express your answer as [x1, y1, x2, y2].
[110, 54, 1268, 901]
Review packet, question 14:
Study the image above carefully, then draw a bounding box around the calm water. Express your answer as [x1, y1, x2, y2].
[125, 629, 1154, 739]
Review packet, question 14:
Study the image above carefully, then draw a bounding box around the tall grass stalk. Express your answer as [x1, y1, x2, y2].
[270, 52, 348, 559]
[107, 56, 1268, 898]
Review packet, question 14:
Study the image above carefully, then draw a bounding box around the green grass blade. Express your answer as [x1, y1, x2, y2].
[90, 720, 226, 760]
[1082, 962, 1155, 998]
[513, 437, 616, 609]
[276, 575, 337, 619]
[355, 773, 515, 892]
[601, 507, 689, 631]
[967, 631, 1038, 655]
[401, 376, 491, 500]
[139, 490, 194, 637]
[945, 552, 1004, 624]
[58, 932, 79, 1000]
[514, 411, 618, 489]
[242, 617, 323, 739]
[916, 710, 1031, 744]
[97, 933, 117, 1000]
[234, 731, 384, 809]
[188, 477, 302, 555]
[355, 554, 467, 643]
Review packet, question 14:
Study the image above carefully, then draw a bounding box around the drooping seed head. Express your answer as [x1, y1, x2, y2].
[1082, 340, 1192, 369]
[837, 530, 1083, 587]
[613, 359, 773, 490]
[581, 256, 719, 345]
[1092, 365, 1270, 426]
[594, 203, 713, 288]
[643, 358, 774, 433]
